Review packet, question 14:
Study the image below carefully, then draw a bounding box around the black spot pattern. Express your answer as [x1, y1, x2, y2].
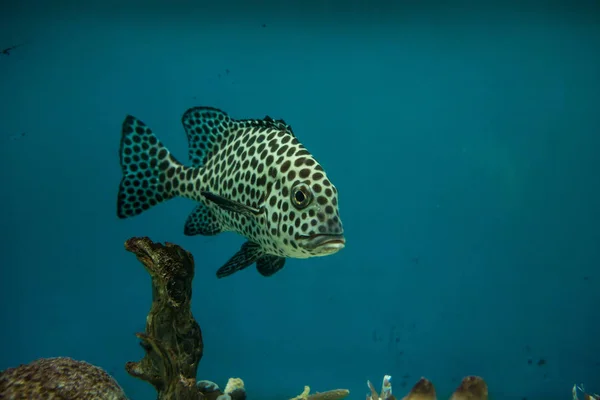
[192, 109, 344, 260]
[116, 115, 185, 218]
[183, 203, 222, 236]
[116, 106, 344, 277]
[182, 107, 232, 168]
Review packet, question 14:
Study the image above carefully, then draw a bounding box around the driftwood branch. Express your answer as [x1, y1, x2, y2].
[123, 237, 205, 400]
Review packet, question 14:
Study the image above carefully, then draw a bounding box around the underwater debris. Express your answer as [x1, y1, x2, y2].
[366, 378, 381, 400]
[367, 375, 435, 400]
[0, 357, 127, 399]
[196, 378, 247, 400]
[449, 376, 488, 400]
[366, 374, 394, 400]
[401, 377, 436, 400]
[7, 132, 26, 141]
[573, 384, 600, 400]
[1, 44, 24, 56]
[367, 375, 490, 400]
[290, 385, 350, 400]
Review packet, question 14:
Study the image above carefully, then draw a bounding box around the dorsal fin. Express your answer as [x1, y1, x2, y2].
[181, 107, 296, 168]
[261, 115, 295, 138]
[181, 106, 234, 168]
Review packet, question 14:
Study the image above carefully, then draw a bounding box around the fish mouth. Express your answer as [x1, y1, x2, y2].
[297, 233, 346, 253]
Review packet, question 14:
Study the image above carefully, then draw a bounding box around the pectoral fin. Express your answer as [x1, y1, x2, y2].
[201, 191, 263, 216]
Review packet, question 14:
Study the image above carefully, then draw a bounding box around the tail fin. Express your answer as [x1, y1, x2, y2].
[117, 115, 183, 219]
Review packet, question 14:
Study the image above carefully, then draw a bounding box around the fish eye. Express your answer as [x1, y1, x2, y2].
[291, 183, 312, 209]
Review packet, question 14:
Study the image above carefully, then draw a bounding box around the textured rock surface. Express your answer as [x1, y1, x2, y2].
[0, 357, 128, 400]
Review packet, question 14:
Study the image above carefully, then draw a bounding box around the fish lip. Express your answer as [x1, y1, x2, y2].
[297, 233, 346, 251]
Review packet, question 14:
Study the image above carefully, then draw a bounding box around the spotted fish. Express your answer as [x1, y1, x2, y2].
[117, 107, 345, 278]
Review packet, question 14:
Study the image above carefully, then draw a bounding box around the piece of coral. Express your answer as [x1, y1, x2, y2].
[401, 377, 436, 400]
[0, 357, 127, 400]
[290, 385, 350, 400]
[367, 375, 490, 400]
[449, 376, 488, 400]
[366, 375, 397, 400]
[573, 384, 600, 400]
[196, 378, 247, 400]
[366, 376, 435, 400]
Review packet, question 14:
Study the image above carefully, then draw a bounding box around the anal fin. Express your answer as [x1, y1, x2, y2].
[216, 241, 264, 278]
[184, 203, 222, 236]
[256, 255, 286, 277]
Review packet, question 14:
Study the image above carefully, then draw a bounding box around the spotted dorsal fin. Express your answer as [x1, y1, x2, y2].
[181, 106, 234, 168]
[261, 115, 295, 138]
[182, 107, 296, 168]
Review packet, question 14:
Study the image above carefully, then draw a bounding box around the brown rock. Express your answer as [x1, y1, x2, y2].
[403, 377, 436, 400]
[450, 376, 488, 400]
[0, 357, 127, 400]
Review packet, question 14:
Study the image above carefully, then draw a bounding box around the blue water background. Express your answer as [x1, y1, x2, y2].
[1, 2, 598, 399]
